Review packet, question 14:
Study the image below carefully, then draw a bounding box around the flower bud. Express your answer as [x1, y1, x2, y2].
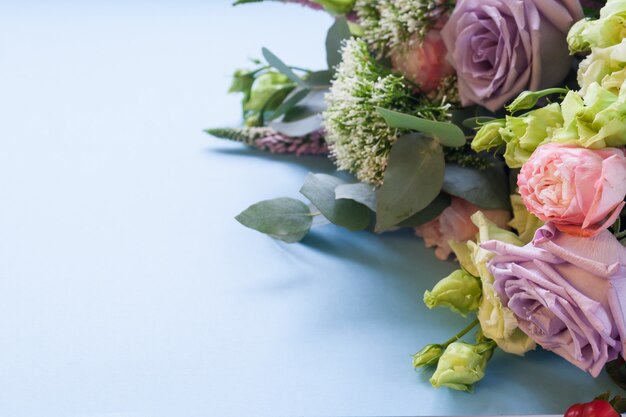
[412, 344, 444, 368]
[471, 120, 505, 153]
[423, 270, 481, 317]
[567, 19, 592, 53]
[506, 88, 567, 113]
[429, 341, 495, 392]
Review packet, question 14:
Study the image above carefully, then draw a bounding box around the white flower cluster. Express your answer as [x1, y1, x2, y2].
[355, 0, 453, 55]
[323, 38, 412, 186]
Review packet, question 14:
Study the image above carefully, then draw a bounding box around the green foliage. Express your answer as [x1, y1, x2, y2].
[326, 17, 352, 71]
[268, 88, 311, 122]
[236, 197, 313, 243]
[442, 164, 511, 210]
[300, 173, 371, 231]
[334, 182, 376, 211]
[375, 134, 445, 230]
[377, 107, 465, 148]
[262, 47, 308, 88]
[397, 193, 451, 227]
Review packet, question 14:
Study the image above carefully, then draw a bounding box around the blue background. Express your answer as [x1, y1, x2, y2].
[0, 1, 618, 416]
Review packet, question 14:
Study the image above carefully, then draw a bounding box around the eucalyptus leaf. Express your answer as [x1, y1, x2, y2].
[326, 17, 351, 71]
[272, 89, 327, 123]
[270, 114, 322, 136]
[235, 197, 312, 243]
[442, 164, 511, 210]
[300, 173, 371, 231]
[262, 47, 307, 87]
[376, 134, 445, 231]
[298, 89, 327, 112]
[398, 193, 451, 227]
[377, 108, 466, 148]
[305, 70, 333, 87]
[268, 87, 311, 121]
[283, 106, 319, 123]
[335, 182, 376, 212]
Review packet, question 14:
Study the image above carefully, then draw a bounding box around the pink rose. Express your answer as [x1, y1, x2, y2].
[441, 0, 583, 111]
[415, 197, 511, 260]
[390, 21, 455, 94]
[518, 143, 626, 237]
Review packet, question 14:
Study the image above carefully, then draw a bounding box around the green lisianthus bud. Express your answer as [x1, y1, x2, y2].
[429, 341, 495, 392]
[471, 120, 505, 152]
[424, 270, 482, 317]
[506, 88, 568, 113]
[567, 19, 593, 53]
[312, 0, 355, 14]
[412, 344, 444, 368]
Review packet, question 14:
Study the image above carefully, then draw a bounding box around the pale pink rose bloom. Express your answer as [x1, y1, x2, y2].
[518, 143, 626, 237]
[391, 22, 455, 94]
[415, 197, 511, 260]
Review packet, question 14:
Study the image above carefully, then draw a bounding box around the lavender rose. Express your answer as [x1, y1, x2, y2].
[482, 223, 626, 377]
[441, 0, 583, 111]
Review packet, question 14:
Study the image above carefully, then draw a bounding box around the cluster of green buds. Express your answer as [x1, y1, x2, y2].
[417, 260, 493, 392]
[413, 318, 497, 392]
[414, 212, 538, 392]
[471, 89, 567, 168]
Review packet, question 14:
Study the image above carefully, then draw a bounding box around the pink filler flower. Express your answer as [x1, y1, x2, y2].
[415, 197, 511, 260]
[390, 19, 455, 94]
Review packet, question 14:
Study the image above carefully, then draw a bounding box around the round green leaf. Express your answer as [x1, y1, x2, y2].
[300, 173, 371, 231]
[375, 134, 445, 230]
[335, 182, 376, 212]
[442, 164, 511, 210]
[398, 193, 451, 228]
[235, 197, 312, 243]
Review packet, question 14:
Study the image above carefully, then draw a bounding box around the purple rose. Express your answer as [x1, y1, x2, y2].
[441, 0, 583, 111]
[482, 223, 626, 377]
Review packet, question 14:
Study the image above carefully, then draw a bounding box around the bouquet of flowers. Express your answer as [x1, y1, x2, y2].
[208, 0, 626, 396]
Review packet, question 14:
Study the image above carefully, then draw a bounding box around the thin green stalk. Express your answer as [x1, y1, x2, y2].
[442, 318, 480, 347]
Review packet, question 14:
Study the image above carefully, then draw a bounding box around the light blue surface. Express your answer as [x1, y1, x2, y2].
[0, 2, 618, 416]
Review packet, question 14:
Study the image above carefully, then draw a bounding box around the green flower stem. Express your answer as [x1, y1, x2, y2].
[309, 212, 322, 217]
[442, 318, 480, 348]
